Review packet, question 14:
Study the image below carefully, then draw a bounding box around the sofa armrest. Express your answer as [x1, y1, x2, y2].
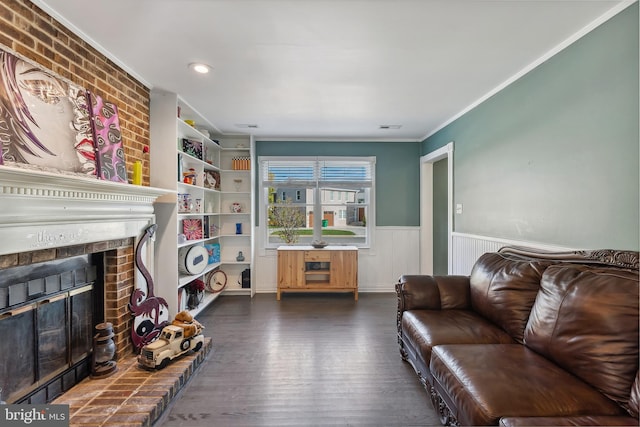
[396, 274, 471, 312]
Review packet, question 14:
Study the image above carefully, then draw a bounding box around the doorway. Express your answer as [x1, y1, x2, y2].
[420, 142, 454, 275]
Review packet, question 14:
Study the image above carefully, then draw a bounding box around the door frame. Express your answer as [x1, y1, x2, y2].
[420, 142, 454, 274]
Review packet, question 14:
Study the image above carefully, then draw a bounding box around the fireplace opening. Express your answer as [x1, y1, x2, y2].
[0, 254, 104, 404]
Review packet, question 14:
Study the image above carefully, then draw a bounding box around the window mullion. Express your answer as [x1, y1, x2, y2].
[313, 171, 321, 242]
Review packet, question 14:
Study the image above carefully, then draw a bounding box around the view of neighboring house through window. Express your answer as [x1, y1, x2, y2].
[259, 156, 375, 248]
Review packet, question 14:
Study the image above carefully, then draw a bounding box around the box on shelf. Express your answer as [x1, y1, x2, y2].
[232, 156, 251, 170]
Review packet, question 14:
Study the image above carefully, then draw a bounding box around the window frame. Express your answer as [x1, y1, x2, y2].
[258, 156, 375, 249]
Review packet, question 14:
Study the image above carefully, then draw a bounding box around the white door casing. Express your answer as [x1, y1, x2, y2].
[420, 142, 454, 275]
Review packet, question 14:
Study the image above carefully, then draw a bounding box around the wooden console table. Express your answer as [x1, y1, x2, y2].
[277, 246, 358, 300]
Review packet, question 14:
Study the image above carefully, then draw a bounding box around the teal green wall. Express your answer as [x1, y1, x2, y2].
[422, 4, 639, 250]
[255, 140, 421, 226]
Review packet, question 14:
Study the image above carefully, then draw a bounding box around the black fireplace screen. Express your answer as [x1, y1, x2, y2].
[0, 255, 102, 403]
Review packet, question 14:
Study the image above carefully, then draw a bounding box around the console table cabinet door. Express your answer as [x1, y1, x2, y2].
[330, 250, 358, 288]
[277, 250, 304, 289]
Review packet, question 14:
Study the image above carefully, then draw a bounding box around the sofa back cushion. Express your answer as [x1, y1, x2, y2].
[470, 253, 552, 343]
[524, 264, 639, 411]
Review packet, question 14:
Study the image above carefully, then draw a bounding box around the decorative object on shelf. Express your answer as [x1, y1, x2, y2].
[130, 224, 170, 350]
[231, 202, 242, 213]
[204, 145, 214, 164]
[206, 269, 227, 293]
[182, 138, 202, 160]
[184, 119, 195, 127]
[204, 171, 217, 189]
[240, 268, 251, 288]
[178, 245, 209, 275]
[178, 193, 192, 213]
[212, 170, 221, 189]
[236, 223, 243, 235]
[182, 167, 196, 185]
[195, 198, 202, 213]
[269, 197, 305, 244]
[203, 221, 220, 239]
[183, 218, 203, 240]
[177, 233, 186, 244]
[87, 90, 128, 183]
[311, 240, 328, 249]
[233, 178, 243, 191]
[131, 160, 142, 185]
[205, 243, 221, 264]
[236, 251, 245, 262]
[185, 279, 205, 309]
[0, 45, 97, 177]
[91, 322, 117, 378]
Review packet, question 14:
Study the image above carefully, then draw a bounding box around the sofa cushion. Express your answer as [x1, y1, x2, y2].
[524, 264, 639, 411]
[470, 252, 552, 343]
[398, 275, 471, 311]
[402, 310, 513, 380]
[430, 344, 625, 426]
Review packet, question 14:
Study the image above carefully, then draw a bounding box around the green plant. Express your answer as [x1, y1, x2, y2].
[269, 198, 306, 244]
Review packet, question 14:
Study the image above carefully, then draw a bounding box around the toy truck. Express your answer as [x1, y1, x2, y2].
[138, 311, 204, 369]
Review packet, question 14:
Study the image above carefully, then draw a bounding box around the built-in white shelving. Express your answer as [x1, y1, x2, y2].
[150, 90, 254, 318]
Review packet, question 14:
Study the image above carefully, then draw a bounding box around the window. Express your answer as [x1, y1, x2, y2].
[259, 156, 375, 248]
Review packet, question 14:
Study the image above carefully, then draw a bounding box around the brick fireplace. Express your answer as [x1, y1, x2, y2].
[0, 165, 168, 404]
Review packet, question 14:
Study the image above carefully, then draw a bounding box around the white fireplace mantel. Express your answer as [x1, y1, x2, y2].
[0, 166, 172, 256]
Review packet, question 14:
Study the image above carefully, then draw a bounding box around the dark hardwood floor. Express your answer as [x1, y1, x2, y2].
[158, 293, 440, 427]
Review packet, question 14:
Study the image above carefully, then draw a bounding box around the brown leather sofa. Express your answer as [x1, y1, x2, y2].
[396, 246, 639, 426]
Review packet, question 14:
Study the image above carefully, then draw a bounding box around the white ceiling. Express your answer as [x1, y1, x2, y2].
[33, 0, 632, 141]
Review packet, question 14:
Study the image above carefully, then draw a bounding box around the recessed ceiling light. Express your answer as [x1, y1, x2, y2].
[188, 62, 211, 74]
[379, 125, 402, 129]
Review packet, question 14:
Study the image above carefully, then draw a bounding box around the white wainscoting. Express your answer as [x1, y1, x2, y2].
[253, 226, 420, 294]
[451, 232, 574, 276]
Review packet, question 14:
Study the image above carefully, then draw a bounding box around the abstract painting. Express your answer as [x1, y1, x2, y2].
[0, 45, 96, 176]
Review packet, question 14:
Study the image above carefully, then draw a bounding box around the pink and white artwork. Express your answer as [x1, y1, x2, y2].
[87, 91, 127, 182]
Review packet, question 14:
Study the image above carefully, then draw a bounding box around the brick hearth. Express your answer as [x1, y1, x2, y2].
[53, 339, 212, 427]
